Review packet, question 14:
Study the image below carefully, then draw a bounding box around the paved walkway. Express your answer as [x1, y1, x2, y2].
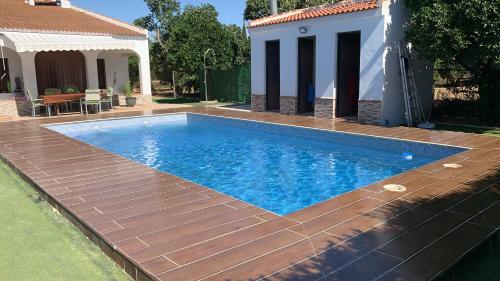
[0, 108, 498, 281]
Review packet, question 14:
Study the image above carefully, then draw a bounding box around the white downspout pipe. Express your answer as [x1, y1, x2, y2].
[0, 35, 6, 81]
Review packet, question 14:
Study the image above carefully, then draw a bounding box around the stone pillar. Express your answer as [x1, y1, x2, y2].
[280, 96, 298, 115]
[83, 51, 100, 90]
[251, 95, 266, 112]
[315, 98, 336, 119]
[358, 100, 383, 125]
[19, 52, 38, 97]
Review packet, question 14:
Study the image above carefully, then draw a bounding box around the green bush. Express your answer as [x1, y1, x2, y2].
[121, 81, 133, 97]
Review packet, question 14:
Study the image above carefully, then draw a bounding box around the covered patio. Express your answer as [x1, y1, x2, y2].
[0, 31, 151, 116]
[0, 0, 151, 117]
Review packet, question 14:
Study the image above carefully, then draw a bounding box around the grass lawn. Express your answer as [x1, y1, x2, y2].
[153, 97, 201, 106]
[435, 123, 500, 137]
[153, 97, 249, 109]
[0, 161, 130, 281]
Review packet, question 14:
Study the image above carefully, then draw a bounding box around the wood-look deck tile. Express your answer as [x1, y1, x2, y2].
[470, 201, 500, 229]
[0, 108, 498, 281]
[389, 223, 494, 281]
[209, 232, 341, 281]
[68, 183, 195, 210]
[165, 218, 298, 265]
[288, 189, 375, 222]
[109, 196, 234, 228]
[76, 179, 180, 203]
[289, 198, 385, 236]
[82, 193, 210, 224]
[138, 206, 265, 245]
[129, 215, 265, 263]
[157, 230, 304, 281]
[140, 256, 178, 276]
[326, 251, 401, 281]
[53, 174, 172, 200]
[377, 211, 471, 260]
[88, 186, 205, 214]
[105, 204, 237, 243]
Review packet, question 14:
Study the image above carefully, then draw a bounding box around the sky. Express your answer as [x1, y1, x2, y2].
[72, 0, 247, 26]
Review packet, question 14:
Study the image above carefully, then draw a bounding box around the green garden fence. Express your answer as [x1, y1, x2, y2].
[199, 64, 250, 103]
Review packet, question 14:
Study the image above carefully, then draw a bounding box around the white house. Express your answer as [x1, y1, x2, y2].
[0, 0, 151, 116]
[248, 0, 433, 126]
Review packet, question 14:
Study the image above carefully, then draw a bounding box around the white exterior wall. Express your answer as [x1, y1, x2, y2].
[1, 47, 23, 91]
[380, 0, 433, 125]
[98, 51, 131, 94]
[249, 9, 385, 101]
[249, 0, 434, 126]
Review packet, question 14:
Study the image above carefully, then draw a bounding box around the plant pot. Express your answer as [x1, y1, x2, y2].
[126, 97, 137, 107]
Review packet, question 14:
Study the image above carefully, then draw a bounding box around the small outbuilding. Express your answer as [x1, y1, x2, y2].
[248, 0, 432, 126]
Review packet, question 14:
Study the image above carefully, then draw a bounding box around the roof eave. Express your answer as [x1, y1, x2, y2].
[0, 28, 148, 38]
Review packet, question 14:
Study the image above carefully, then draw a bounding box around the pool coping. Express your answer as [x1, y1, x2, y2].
[44, 112, 471, 217]
[0, 107, 498, 281]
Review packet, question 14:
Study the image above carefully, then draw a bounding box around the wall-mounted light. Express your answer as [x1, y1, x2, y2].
[299, 26, 308, 34]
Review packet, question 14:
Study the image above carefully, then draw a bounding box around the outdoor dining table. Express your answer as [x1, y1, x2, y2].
[41, 93, 86, 116]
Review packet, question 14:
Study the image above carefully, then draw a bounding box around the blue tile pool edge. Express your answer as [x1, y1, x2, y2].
[45, 112, 470, 159]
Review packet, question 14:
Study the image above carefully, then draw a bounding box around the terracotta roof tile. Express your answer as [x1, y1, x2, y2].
[249, 0, 378, 28]
[0, 0, 145, 36]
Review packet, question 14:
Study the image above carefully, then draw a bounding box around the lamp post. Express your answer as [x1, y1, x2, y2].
[203, 49, 215, 104]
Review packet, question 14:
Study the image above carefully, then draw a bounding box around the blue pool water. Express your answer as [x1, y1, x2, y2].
[48, 114, 465, 215]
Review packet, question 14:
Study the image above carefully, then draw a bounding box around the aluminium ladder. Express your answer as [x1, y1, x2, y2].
[398, 42, 425, 127]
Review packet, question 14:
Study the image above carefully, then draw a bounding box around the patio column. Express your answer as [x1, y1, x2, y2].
[136, 42, 152, 96]
[83, 51, 100, 90]
[315, 34, 336, 119]
[280, 36, 298, 115]
[19, 52, 38, 97]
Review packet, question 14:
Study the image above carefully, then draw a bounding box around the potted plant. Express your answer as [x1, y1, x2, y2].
[122, 81, 136, 107]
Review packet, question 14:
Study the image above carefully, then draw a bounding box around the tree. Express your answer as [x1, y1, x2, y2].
[136, 0, 250, 91]
[224, 25, 251, 66]
[128, 56, 139, 89]
[405, 0, 500, 120]
[133, 0, 180, 49]
[166, 4, 231, 88]
[244, 0, 336, 20]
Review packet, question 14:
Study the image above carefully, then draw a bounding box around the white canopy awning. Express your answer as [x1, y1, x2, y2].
[0, 31, 141, 52]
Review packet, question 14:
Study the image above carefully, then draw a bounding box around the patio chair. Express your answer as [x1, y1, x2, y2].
[101, 87, 114, 110]
[64, 87, 78, 93]
[80, 89, 102, 115]
[25, 90, 51, 117]
[64, 85, 80, 111]
[44, 88, 61, 95]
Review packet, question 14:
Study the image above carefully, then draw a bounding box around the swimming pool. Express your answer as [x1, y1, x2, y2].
[48, 114, 466, 215]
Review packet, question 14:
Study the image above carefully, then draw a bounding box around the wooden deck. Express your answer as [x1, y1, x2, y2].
[0, 108, 498, 281]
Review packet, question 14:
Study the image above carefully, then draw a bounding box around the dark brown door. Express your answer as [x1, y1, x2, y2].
[266, 41, 280, 111]
[97, 59, 107, 90]
[298, 37, 315, 114]
[336, 32, 361, 117]
[0, 58, 10, 93]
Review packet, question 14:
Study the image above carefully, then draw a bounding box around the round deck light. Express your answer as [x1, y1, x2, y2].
[383, 184, 407, 193]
